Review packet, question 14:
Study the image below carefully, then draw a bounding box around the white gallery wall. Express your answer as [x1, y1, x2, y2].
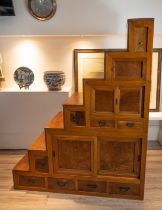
[0, 0, 162, 35]
[0, 0, 162, 148]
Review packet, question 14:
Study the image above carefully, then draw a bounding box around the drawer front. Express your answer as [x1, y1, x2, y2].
[48, 178, 75, 191]
[19, 175, 45, 188]
[35, 156, 49, 173]
[117, 120, 143, 129]
[78, 180, 106, 193]
[109, 182, 140, 196]
[70, 111, 86, 126]
[91, 119, 115, 128]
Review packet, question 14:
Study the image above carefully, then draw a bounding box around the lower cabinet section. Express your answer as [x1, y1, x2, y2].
[14, 173, 141, 199]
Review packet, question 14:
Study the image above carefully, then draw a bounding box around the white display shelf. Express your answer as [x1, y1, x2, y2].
[0, 87, 71, 93]
[0, 90, 70, 149]
[149, 112, 162, 120]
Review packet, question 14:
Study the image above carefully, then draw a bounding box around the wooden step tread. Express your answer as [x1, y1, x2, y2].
[45, 111, 64, 129]
[63, 93, 83, 106]
[13, 153, 29, 172]
[29, 132, 46, 151]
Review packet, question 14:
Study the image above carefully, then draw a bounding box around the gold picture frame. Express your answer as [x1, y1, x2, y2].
[28, 0, 57, 21]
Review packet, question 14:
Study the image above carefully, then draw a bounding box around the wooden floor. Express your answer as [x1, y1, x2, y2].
[0, 149, 162, 210]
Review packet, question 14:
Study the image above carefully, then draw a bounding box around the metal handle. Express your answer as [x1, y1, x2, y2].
[138, 41, 143, 47]
[36, 160, 45, 167]
[126, 122, 134, 128]
[27, 179, 35, 184]
[119, 186, 130, 193]
[98, 120, 107, 127]
[57, 181, 67, 187]
[87, 184, 97, 189]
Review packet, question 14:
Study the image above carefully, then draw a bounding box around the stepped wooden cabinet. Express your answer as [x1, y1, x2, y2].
[13, 18, 154, 200]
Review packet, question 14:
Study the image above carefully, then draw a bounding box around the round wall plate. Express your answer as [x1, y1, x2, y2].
[14, 67, 34, 89]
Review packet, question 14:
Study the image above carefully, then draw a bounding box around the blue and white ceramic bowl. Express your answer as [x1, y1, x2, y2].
[44, 71, 65, 91]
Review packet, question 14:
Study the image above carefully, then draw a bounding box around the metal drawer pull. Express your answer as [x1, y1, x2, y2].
[126, 122, 134, 128]
[86, 184, 97, 189]
[57, 181, 67, 187]
[138, 41, 143, 47]
[119, 186, 130, 193]
[98, 120, 107, 127]
[71, 113, 80, 124]
[37, 160, 45, 167]
[27, 179, 36, 184]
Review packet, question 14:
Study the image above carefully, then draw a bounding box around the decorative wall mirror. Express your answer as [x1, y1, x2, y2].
[28, 0, 57, 21]
[74, 49, 162, 111]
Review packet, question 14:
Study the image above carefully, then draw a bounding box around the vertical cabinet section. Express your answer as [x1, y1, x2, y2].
[97, 137, 141, 177]
[52, 135, 95, 175]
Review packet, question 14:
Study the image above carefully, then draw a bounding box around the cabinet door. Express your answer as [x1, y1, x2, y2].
[98, 137, 141, 177]
[91, 87, 115, 114]
[111, 58, 146, 80]
[119, 87, 144, 116]
[53, 136, 94, 175]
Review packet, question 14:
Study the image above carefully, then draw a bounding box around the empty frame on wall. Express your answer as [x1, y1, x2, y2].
[74, 49, 162, 111]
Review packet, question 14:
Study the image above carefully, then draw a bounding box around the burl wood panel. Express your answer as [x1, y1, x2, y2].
[70, 111, 86, 126]
[98, 138, 140, 176]
[95, 90, 114, 112]
[119, 88, 142, 113]
[56, 139, 92, 172]
[113, 60, 143, 80]
[134, 27, 148, 52]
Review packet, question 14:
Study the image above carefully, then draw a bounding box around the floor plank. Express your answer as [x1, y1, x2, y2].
[0, 150, 162, 210]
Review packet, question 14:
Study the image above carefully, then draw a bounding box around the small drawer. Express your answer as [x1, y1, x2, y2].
[35, 156, 49, 173]
[78, 180, 106, 193]
[19, 175, 45, 188]
[117, 120, 143, 129]
[109, 182, 140, 196]
[48, 177, 76, 191]
[70, 111, 86, 126]
[91, 119, 115, 128]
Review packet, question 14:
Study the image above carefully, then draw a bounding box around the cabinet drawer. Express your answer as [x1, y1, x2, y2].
[109, 182, 140, 196]
[70, 111, 86, 126]
[117, 120, 143, 129]
[48, 177, 76, 191]
[35, 156, 49, 173]
[91, 119, 115, 128]
[78, 180, 106, 193]
[19, 175, 45, 188]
